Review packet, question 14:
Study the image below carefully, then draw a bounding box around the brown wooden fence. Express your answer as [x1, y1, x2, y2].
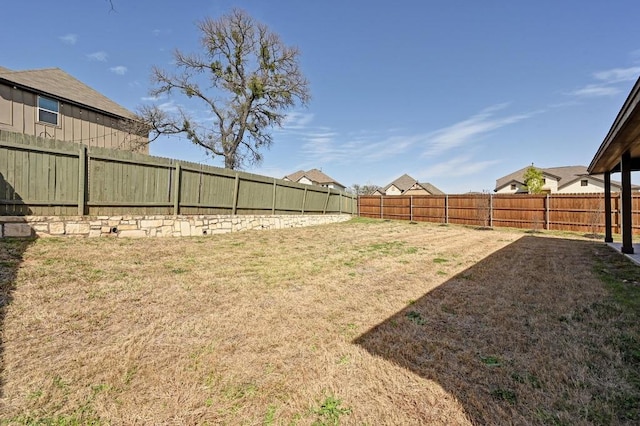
[359, 193, 640, 234]
[0, 130, 356, 216]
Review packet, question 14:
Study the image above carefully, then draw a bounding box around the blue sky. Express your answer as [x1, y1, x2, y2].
[3, 0, 640, 193]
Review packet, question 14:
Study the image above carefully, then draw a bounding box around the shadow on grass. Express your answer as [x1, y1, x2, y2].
[0, 172, 34, 400]
[354, 236, 639, 424]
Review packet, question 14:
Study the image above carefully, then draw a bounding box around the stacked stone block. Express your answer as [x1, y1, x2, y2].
[0, 214, 352, 238]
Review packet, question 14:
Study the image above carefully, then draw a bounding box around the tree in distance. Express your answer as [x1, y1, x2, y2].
[523, 164, 544, 194]
[138, 9, 310, 169]
[350, 183, 380, 195]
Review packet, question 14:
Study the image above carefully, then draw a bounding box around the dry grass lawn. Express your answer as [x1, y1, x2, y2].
[0, 218, 639, 425]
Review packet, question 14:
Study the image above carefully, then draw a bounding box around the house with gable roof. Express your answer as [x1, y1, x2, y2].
[0, 66, 148, 151]
[374, 174, 444, 196]
[283, 168, 346, 191]
[494, 165, 638, 194]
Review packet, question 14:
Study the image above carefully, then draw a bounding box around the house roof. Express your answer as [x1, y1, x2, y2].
[382, 174, 445, 195]
[495, 165, 636, 191]
[284, 170, 307, 182]
[386, 174, 417, 192]
[419, 182, 445, 195]
[0, 66, 135, 120]
[284, 168, 345, 188]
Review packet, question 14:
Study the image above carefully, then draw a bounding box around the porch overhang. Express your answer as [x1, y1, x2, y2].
[588, 76, 640, 175]
[588, 76, 640, 254]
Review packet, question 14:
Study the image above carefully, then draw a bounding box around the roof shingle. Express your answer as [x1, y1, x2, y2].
[387, 174, 417, 192]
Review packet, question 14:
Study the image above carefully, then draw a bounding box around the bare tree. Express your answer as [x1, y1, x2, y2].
[585, 196, 604, 239]
[475, 192, 491, 229]
[138, 9, 310, 169]
[350, 183, 380, 195]
[116, 118, 152, 152]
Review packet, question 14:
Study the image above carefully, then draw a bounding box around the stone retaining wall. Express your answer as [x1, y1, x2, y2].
[0, 214, 353, 238]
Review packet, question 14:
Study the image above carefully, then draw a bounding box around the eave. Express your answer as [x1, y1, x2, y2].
[589, 76, 640, 174]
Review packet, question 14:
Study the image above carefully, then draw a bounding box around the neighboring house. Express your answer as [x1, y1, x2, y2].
[0, 66, 148, 152]
[375, 174, 445, 196]
[283, 168, 346, 191]
[494, 165, 638, 194]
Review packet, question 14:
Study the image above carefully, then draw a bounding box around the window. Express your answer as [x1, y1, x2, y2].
[510, 184, 517, 190]
[38, 95, 59, 125]
[581, 179, 588, 187]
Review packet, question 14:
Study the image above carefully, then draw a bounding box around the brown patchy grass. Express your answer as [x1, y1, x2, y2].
[0, 218, 638, 425]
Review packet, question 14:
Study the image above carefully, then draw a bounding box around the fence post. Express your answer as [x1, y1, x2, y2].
[232, 173, 240, 215]
[77, 145, 87, 216]
[301, 187, 307, 214]
[339, 193, 342, 214]
[323, 188, 330, 214]
[410, 195, 413, 221]
[445, 194, 449, 224]
[173, 163, 181, 215]
[272, 178, 277, 214]
[545, 194, 550, 230]
[489, 193, 493, 227]
[380, 196, 384, 219]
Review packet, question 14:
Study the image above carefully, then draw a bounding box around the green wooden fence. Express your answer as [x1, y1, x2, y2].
[0, 131, 356, 216]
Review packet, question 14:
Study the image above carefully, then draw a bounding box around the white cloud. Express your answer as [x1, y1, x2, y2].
[158, 101, 180, 114]
[568, 84, 620, 98]
[281, 112, 314, 129]
[300, 130, 418, 165]
[420, 155, 501, 179]
[300, 132, 342, 160]
[360, 135, 420, 161]
[593, 67, 640, 84]
[548, 100, 580, 109]
[567, 66, 640, 98]
[422, 104, 536, 157]
[141, 95, 164, 102]
[278, 106, 525, 169]
[152, 29, 172, 37]
[109, 66, 128, 75]
[304, 132, 337, 145]
[87, 51, 108, 62]
[294, 107, 523, 166]
[59, 34, 77, 45]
